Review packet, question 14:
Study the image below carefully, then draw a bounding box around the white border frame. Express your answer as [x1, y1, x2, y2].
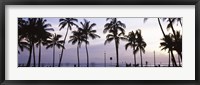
[5, 5, 195, 80]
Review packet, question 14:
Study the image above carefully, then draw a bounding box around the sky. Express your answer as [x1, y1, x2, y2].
[18, 18, 182, 66]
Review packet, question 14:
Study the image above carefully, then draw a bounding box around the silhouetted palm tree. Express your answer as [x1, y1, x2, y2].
[18, 18, 39, 67]
[58, 18, 78, 67]
[35, 18, 54, 67]
[160, 35, 172, 67]
[18, 18, 29, 54]
[144, 18, 180, 67]
[103, 18, 126, 67]
[79, 19, 100, 67]
[164, 18, 182, 60]
[166, 18, 182, 27]
[46, 33, 65, 67]
[125, 31, 137, 66]
[172, 31, 182, 66]
[160, 34, 177, 67]
[135, 29, 146, 67]
[68, 29, 88, 67]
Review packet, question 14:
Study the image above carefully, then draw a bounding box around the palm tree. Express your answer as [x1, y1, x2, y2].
[58, 18, 78, 67]
[144, 18, 181, 67]
[68, 29, 88, 67]
[125, 31, 137, 66]
[18, 18, 38, 67]
[79, 19, 100, 67]
[166, 18, 182, 27]
[160, 34, 177, 67]
[164, 18, 182, 60]
[18, 18, 29, 54]
[46, 33, 65, 67]
[103, 18, 126, 67]
[160, 35, 172, 67]
[35, 18, 54, 67]
[172, 31, 182, 66]
[135, 29, 146, 67]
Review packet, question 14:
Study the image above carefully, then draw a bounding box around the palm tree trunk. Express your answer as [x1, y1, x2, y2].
[168, 18, 182, 61]
[158, 18, 166, 37]
[53, 45, 55, 67]
[115, 40, 119, 67]
[178, 55, 181, 66]
[168, 18, 177, 38]
[133, 47, 136, 67]
[85, 44, 89, 67]
[140, 49, 143, 67]
[26, 44, 32, 67]
[38, 43, 41, 67]
[77, 45, 80, 67]
[168, 51, 171, 67]
[178, 52, 182, 61]
[179, 20, 182, 27]
[58, 28, 69, 67]
[170, 50, 177, 67]
[32, 44, 36, 67]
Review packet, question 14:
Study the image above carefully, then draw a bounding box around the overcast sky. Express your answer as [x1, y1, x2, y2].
[18, 18, 182, 66]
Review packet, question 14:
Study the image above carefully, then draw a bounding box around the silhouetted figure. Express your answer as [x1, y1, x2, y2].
[110, 57, 112, 60]
[145, 61, 148, 67]
[126, 63, 131, 67]
[135, 63, 139, 67]
[110, 57, 112, 66]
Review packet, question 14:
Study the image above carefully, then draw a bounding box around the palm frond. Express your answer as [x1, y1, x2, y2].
[59, 18, 65, 22]
[125, 43, 132, 50]
[56, 44, 65, 49]
[46, 44, 53, 49]
[104, 37, 114, 45]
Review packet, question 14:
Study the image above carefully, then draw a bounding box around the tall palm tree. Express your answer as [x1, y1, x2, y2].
[144, 18, 181, 67]
[125, 31, 137, 66]
[160, 34, 177, 67]
[164, 18, 182, 60]
[18, 18, 29, 54]
[79, 19, 100, 67]
[35, 18, 54, 67]
[18, 18, 38, 67]
[172, 31, 182, 66]
[135, 29, 146, 67]
[68, 29, 88, 67]
[103, 18, 126, 67]
[58, 18, 78, 67]
[46, 33, 65, 67]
